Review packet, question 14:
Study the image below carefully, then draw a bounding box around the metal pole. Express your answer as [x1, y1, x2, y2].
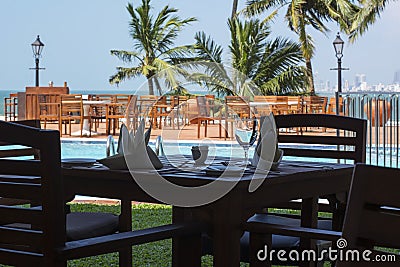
[35, 58, 39, 87]
[336, 57, 342, 116]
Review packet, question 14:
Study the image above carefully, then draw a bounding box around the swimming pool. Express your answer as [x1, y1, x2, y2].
[61, 140, 248, 160]
[61, 140, 399, 167]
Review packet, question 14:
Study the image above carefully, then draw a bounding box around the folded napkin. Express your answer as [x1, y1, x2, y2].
[99, 120, 163, 170]
[251, 114, 278, 171]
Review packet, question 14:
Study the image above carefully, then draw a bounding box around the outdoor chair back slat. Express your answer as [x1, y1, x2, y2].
[278, 135, 358, 146]
[0, 224, 43, 247]
[275, 114, 367, 163]
[0, 160, 40, 176]
[282, 148, 359, 161]
[0, 180, 41, 201]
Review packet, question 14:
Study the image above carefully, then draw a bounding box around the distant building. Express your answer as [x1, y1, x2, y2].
[344, 80, 349, 91]
[394, 70, 400, 84]
[355, 74, 366, 87]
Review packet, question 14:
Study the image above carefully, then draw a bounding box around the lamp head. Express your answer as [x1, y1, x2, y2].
[31, 35, 45, 59]
[333, 32, 344, 60]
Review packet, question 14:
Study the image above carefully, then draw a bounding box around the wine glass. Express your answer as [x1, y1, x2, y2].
[234, 117, 258, 165]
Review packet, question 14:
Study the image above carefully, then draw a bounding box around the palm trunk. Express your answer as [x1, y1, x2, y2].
[147, 78, 155, 95]
[306, 59, 315, 95]
[154, 77, 163, 95]
[231, 0, 238, 19]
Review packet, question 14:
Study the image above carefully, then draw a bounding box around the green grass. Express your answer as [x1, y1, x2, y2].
[68, 203, 173, 267]
[67, 203, 251, 267]
[68, 204, 333, 266]
[0, 203, 331, 266]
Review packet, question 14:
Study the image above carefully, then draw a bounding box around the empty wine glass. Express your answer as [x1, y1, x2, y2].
[234, 117, 258, 165]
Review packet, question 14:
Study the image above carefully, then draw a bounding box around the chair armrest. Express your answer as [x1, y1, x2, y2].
[59, 222, 207, 260]
[244, 221, 341, 242]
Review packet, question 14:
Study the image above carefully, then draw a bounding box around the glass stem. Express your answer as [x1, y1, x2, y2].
[244, 148, 249, 165]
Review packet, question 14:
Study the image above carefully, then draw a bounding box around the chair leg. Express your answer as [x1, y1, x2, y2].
[249, 232, 272, 267]
[106, 118, 110, 135]
[197, 120, 201, 139]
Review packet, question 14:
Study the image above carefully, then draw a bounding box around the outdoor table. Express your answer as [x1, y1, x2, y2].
[62, 158, 354, 267]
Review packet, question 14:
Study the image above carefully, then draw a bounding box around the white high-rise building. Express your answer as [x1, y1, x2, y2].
[355, 74, 366, 87]
[394, 70, 400, 84]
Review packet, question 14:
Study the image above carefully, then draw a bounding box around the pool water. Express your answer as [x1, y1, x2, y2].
[60, 140, 400, 167]
[61, 140, 249, 160]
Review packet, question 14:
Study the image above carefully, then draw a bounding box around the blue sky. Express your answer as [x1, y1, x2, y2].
[1, 0, 399, 91]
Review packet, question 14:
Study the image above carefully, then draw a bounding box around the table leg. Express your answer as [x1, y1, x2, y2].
[172, 207, 201, 267]
[119, 199, 132, 267]
[300, 197, 318, 267]
[212, 196, 242, 267]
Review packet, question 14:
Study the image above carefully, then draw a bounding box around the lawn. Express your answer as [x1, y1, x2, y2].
[68, 203, 218, 267]
[67, 204, 333, 267]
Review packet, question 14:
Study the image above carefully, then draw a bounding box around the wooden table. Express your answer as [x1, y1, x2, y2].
[62, 159, 353, 267]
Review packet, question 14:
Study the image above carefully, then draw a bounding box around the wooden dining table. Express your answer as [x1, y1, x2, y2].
[61, 157, 354, 267]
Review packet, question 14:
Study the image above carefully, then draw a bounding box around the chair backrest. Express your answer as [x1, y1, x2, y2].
[89, 94, 113, 101]
[225, 96, 250, 118]
[0, 120, 65, 266]
[0, 120, 41, 159]
[61, 94, 83, 116]
[196, 96, 211, 117]
[340, 164, 400, 262]
[275, 114, 367, 163]
[327, 96, 344, 115]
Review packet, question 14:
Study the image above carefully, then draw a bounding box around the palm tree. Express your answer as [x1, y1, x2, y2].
[109, 0, 196, 95]
[244, 0, 357, 95]
[232, 0, 239, 18]
[193, 18, 307, 96]
[348, 0, 392, 42]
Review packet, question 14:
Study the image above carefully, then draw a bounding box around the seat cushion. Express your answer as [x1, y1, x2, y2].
[66, 212, 119, 241]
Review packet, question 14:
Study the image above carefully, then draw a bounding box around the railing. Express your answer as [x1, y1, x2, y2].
[106, 135, 117, 157]
[340, 92, 400, 168]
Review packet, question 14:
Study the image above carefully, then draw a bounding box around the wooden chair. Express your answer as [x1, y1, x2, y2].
[195, 96, 222, 138]
[287, 96, 303, 114]
[38, 94, 61, 131]
[202, 114, 367, 264]
[88, 94, 113, 132]
[4, 93, 18, 121]
[327, 96, 344, 115]
[60, 94, 84, 136]
[268, 114, 367, 227]
[253, 96, 272, 118]
[224, 96, 250, 139]
[106, 95, 135, 135]
[225, 96, 250, 119]
[151, 96, 171, 129]
[0, 120, 205, 267]
[245, 164, 400, 266]
[304, 96, 328, 114]
[138, 95, 158, 126]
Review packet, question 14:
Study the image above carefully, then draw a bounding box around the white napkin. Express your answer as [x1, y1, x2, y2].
[121, 120, 154, 169]
[249, 114, 277, 192]
[100, 120, 162, 170]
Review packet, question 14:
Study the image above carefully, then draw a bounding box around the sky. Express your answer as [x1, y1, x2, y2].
[1, 0, 399, 92]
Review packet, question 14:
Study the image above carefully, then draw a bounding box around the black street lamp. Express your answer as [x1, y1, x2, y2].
[331, 32, 349, 115]
[30, 35, 45, 87]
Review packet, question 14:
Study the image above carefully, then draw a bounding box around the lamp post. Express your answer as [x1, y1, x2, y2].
[30, 35, 45, 87]
[331, 32, 349, 115]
